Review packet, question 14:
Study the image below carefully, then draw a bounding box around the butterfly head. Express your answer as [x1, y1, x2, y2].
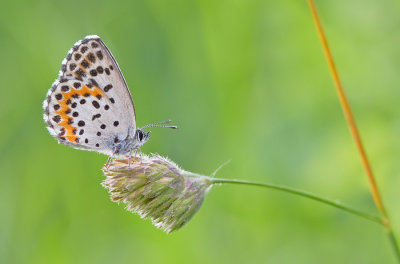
[136, 120, 177, 147]
[135, 129, 151, 146]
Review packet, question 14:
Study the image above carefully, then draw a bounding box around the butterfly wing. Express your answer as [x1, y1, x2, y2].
[43, 35, 136, 155]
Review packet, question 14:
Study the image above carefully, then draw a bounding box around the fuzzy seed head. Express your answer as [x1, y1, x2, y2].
[102, 154, 212, 233]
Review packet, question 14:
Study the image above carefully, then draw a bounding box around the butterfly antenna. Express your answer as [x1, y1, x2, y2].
[141, 120, 178, 130]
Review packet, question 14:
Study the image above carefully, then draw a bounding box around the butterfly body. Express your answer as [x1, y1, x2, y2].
[43, 35, 151, 156]
[110, 128, 151, 156]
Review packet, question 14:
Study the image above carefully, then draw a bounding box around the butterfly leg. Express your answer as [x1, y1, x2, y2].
[105, 155, 113, 170]
[105, 148, 117, 170]
[127, 148, 139, 169]
[136, 147, 144, 163]
[128, 150, 134, 169]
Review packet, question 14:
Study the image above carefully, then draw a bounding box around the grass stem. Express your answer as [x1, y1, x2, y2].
[306, 0, 399, 261]
[211, 178, 382, 224]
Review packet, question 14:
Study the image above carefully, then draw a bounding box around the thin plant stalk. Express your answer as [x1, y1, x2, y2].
[211, 178, 382, 225]
[105, 155, 384, 233]
[306, 0, 400, 260]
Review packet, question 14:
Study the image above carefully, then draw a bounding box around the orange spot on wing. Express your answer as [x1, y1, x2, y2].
[56, 84, 106, 143]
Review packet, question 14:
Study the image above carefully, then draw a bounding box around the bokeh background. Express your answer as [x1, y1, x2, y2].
[1, 0, 400, 263]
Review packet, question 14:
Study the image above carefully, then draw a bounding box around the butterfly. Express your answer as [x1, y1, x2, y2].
[43, 35, 176, 162]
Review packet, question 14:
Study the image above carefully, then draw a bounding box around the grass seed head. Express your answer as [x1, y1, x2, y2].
[102, 154, 212, 233]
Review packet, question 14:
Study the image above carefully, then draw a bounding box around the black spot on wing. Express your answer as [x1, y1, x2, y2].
[80, 46, 88, 53]
[87, 53, 96, 63]
[92, 114, 101, 121]
[81, 59, 89, 68]
[104, 84, 113, 92]
[52, 115, 61, 123]
[92, 100, 100, 109]
[75, 68, 86, 78]
[61, 85, 69, 92]
[89, 78, 99, 87]
[58, 128, 65, 136]
[96, 51, 103, 60]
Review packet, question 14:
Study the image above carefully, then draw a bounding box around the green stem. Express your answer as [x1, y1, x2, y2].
[306, 1, 400, 261]
[211, 178, 382, 225]
[387, 228, 400, 262]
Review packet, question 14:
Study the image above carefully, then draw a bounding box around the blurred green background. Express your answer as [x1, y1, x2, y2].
[1, 0, 400, 263]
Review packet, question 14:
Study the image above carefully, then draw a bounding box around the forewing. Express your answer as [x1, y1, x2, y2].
[43, 35, 136, 155]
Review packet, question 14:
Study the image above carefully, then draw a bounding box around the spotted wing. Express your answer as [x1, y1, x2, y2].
[43, 35, 136, 155]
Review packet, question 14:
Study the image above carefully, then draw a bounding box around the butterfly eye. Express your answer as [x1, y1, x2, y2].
[138, 130, 144, 141]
